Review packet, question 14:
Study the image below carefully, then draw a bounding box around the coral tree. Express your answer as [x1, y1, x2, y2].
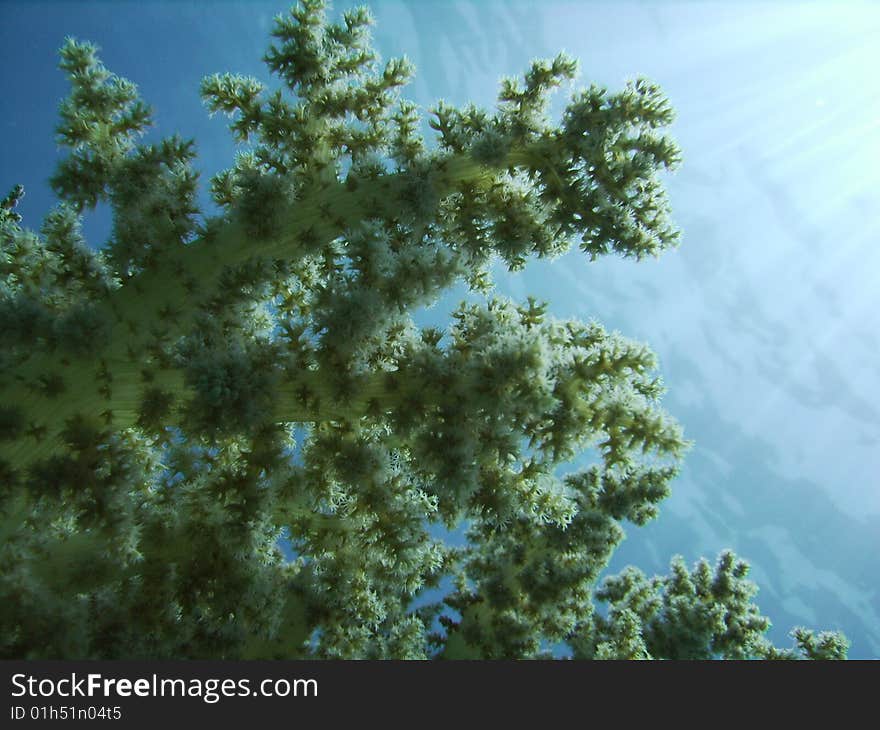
[0, 0, 846, 659]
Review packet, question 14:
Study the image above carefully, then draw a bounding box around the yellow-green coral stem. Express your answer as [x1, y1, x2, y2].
[0, 360, 395, 469]
[0, 147, 528, 474]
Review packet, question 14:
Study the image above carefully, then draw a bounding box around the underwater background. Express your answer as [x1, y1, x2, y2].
[2, 0, 878, 658]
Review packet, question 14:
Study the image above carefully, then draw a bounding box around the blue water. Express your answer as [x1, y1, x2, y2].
[3, 0, 878, 657]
